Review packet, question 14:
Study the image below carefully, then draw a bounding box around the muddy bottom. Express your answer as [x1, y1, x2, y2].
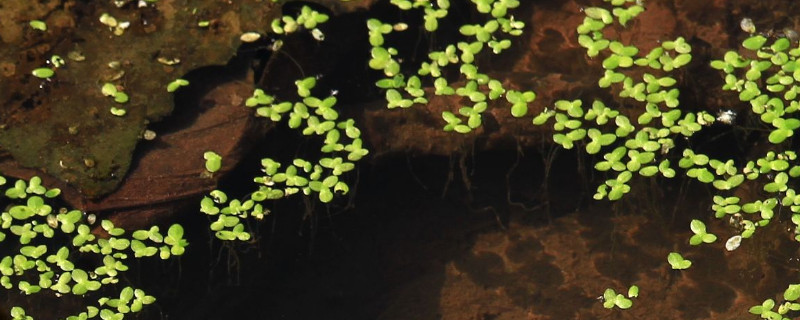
[143, 151, 798, 320]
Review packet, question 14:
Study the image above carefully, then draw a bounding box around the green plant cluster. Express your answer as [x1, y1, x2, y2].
[601, 285, 638, 309]
[696, 32, 800, 311]
[0, 175, 186, 319]
[527, 0, 800, 314]
[584, 31, 800, 256]
[200, 78, 366, 241]
[198, 5, 367, 242]
[101, 83, 129, 117]
[369, 0, 533, 133]
[243, 77, 366, 202]
[200, 189, 265, 242]
[270, 4, 329, 35]
[17, 0, 800, 318]
[749, 284, 800, 320]
[532, 0, 715, 203]
[539, 0, 800, 230]
[706, 34, 800, 242]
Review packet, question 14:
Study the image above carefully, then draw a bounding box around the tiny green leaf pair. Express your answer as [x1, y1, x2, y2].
[459, 20, 499, 43]
[667, 252, 691, 270]
[769, 118, 800, 144]
[688, 220, 717, 245]
[366, 19, 392, 47]
[166, 79, 189, 93]
[601, 286, 637, 309]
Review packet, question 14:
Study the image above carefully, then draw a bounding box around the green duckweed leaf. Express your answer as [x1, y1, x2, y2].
[743, 35, 768, 51]
[667, 252, 692, 270]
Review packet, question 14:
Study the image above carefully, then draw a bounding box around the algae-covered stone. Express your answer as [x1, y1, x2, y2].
[0, 0, 276, 197]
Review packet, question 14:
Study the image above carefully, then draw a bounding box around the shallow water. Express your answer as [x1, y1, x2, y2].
[3, 0, 800, 319]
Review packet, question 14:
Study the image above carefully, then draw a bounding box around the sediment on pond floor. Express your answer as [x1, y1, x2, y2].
[0, 134, 797, 319]
[114, 149, 800, 319]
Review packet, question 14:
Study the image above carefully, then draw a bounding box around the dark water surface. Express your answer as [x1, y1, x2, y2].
[3, 0, 800, 319]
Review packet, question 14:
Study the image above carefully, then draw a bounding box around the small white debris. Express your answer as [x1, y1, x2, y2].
[157, 56, 181, 66]
[240, 32, 262, 43]
[393, 23, 408, 31]
[143, 129, 157, 140]
[113, 21, 130, 36]
[311, 28, 325, 41]
[86, 213, 96, 224]
[740, 17, 756, 34]
[728, 213, 742, 228]
[270, 39, 283, 51]
[725, 235, 742, 251]
[716, 109, 736, 125]
[46, 214, 58, 228]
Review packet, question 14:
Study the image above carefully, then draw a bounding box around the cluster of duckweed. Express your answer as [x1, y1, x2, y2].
[368, 0, 531, 133]
[8, 2, 367, 319]
[528, 0, 800, 315]
[0, 175, 186, 319]
[191, 0, 800, 316]
[186, 0, 800, 317]
[535, 0, 714, 204]
[199, 6, 368, 242]
[17, 0, 800, 318]
[709, 25, 800, 320]
[601, 285, 638, 309]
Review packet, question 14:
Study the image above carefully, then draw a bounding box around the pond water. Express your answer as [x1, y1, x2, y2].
[128, 149, 799, 320]
[2, 0, 800, 319]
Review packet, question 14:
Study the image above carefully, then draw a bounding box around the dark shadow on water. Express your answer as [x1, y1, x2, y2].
[123, 142, 565, 320]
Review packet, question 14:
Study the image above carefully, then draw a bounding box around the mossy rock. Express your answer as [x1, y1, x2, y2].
[0, 0, 276, 197]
